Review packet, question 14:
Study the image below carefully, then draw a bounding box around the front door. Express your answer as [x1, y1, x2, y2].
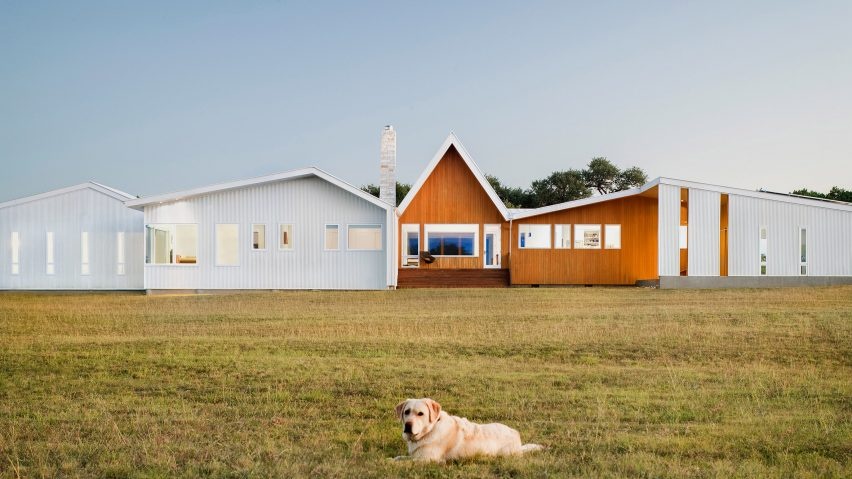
[401, 224, 420, 267]
[483, 224, 501, 268]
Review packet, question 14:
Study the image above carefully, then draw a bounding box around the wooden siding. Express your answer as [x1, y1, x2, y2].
[397, 146, 509, 269]
[510, 196, 658, 285]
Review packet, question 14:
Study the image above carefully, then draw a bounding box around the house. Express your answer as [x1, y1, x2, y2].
[0, 182, 144, 290]
[125, 167, 396, 292]
[396, 133, 852, 288]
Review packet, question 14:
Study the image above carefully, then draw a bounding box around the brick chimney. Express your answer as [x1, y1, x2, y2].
[380, 125, 396, 206]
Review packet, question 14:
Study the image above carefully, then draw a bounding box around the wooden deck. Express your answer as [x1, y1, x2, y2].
[397, 268, 509, 288]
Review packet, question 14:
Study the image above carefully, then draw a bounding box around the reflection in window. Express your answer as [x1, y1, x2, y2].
[428, 232, 475, 256]
[145, 224, 199, 264]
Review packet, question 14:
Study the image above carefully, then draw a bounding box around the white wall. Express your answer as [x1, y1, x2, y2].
[688, 188, 721, 276]
[143, 176, 391, 290]
[0, 188, 144, 289]
[658, 184, 681, 276]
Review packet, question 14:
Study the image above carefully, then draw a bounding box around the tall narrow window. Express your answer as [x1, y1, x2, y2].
[679, 225, 688, 249]
[116, 232, 126, 275]
[279, 224, 293, 250]
[252, 224, 266, 250]
[11, 232, 20, 275]
[81, 232, 90, 275]
[554, 225, 571, 249]
[604, 225, 621, 249]
[325, 225, 339, 250]
[759, 227, 767, 275]
[215, 224, 239, 266]
[46, 232, 55, 275]
[799, 227, 807, 276]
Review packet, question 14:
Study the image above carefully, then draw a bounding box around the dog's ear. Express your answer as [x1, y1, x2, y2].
[394, 400, 408, 421]
[425, 398, 442, 423]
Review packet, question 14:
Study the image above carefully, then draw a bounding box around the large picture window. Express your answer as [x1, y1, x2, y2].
[518, 224, 551, 249]
[554, 225, 571, 249]
[145, 224, 198, 264]
[348, 224, 382, 251]
[605, 225, 621, 249]
[216, 224, 239, 266]
[574, 224, 601, 249]
[424, 224, 478, 257]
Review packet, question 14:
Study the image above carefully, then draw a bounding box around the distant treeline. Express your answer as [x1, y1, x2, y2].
[791, 186, 851, 203]
[363, 157, 648, 208]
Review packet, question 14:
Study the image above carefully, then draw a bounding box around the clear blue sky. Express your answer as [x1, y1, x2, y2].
[2, 1, 851, 202]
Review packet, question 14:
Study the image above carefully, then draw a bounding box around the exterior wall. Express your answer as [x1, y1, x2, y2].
[660, 275, 852, 289]
[510, 195, 658, 285]
[0, 188, 143, 290]
[658, 184, 681, 276]
[687, 188, 721, 276]
[727, 194, 852, 277]
[397, 145, 508, 269]
[143, 176, 390, 290]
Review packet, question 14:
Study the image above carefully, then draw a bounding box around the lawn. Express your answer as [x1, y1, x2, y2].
[0, 286, 850, 478]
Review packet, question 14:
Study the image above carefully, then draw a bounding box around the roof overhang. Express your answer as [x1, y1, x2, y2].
[0, 182, 136, 210]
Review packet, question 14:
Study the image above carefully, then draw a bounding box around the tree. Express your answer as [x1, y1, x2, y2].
[486, 174, 534, 208]
[530, 169, 591, 207]
[361, 182, 412, 206]
[582, 157, 648, 194]
[793, 186, 852, 203]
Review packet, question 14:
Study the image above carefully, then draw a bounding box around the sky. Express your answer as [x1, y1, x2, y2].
[1, 1, 851, 202]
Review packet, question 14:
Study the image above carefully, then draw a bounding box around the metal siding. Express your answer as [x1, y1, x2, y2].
[687, 189, 721, 276]
[658, 184, 680, 276]
[143, 176, 389, 290]
[728, 194, 852, 276]
[0, 188, 144, 289]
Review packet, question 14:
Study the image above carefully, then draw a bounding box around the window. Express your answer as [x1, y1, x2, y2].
[145, 224, 198, 264]
[759, 227, 767, 275]
[46, 232, 55, 275]
[679, 225, 688, 249]
[605, 225, 621, 249]
[116, 232, 126, 275]
[11, 232, 19, 275]
[574, 225, 601, 249]
[81, 232, 90, 275]
[518, 224, 551, 249]
[799, 227, 807, 276]
[279, 224, 293, 250]
[252, 224, 266, 250]
[324, 225, 339, 250]
[554, 225, 571, 249]
[348, 224, 382, 250]
[424, 224, 478, 257]
[216, 224, 239, 266]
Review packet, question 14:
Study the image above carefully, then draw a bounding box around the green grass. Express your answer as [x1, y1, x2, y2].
[0, 286, 850, 478]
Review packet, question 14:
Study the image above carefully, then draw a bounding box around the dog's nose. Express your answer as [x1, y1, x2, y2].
[403, 422, 412, 433]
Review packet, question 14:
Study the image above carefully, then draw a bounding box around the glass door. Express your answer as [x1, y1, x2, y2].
[483, 224, 501, 268]
[401, 224, 420, 267]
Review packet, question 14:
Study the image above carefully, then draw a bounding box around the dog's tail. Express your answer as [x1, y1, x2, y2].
[520, 443, 545, 454]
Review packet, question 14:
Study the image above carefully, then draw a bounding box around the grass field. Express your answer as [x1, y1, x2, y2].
[0, 286, 850, 478]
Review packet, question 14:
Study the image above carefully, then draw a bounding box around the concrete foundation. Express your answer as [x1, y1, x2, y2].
[659, 276, 852, 289]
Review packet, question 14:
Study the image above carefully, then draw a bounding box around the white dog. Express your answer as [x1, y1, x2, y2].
[393, 398, 543, 462]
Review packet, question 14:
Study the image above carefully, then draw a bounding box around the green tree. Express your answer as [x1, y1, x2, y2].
[582, 157, 648, 194]
[486, 174, 534, 208]
[360, 182, 412, 206]
[793, 186, 852, 203]
[530, 169, 591, 207]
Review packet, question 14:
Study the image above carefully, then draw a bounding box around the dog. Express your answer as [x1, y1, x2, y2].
[392, 398, 544, 462]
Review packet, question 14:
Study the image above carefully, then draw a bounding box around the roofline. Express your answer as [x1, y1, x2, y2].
[124, 167, 394, 211]
[0, 182, 136, 210]
[396, 133, 509, 220]
[510, 179, 660, 220]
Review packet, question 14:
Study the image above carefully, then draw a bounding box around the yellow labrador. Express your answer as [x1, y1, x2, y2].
[393, 398, 543, 462]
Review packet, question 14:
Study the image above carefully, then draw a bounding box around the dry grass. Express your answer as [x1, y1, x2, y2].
[0, 286, 850, 478]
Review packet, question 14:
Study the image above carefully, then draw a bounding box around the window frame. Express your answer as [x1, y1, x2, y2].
[518, 224, 552, 249]
[251, 223, 267, 251]
[215, 223, 240, 267]
[554, 224, 572, 249]
[346, 224, 383, 251]
[324, 224, 340, 251]
[574, 224, 602, 250]
[604, 224, 621, 250]
[144, 223, 200, 266]
[423, 224, 479, 257]
[278, 223, 294, 251]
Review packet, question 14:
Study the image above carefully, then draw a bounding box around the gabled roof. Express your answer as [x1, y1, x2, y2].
[125, 167, 394, 211]
[397, 133, 510, 220]
[0, 181, 136, 210]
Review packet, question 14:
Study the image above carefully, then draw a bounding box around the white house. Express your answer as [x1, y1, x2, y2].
[125, 167, 396, 292]
[0, 182, 144, 290]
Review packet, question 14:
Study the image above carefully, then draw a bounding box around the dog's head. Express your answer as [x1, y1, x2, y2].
[394, 398, 442, 442]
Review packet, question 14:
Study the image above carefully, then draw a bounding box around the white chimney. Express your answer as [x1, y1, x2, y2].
[380, 125, 397, 205]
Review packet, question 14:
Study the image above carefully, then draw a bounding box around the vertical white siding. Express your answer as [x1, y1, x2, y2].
[687, 188, 721, 276]
[727, 194, 852, 277]
[143, 176, 390, 290]
[658, 184, 681, 276]
[0, 188, 144, 289]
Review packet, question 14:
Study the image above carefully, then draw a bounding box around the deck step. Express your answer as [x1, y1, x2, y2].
[397, 268, 509, 288]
